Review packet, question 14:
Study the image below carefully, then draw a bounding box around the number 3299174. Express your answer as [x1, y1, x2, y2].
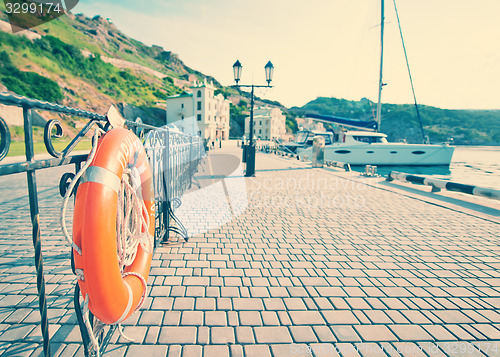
[5, 2, 62, 15]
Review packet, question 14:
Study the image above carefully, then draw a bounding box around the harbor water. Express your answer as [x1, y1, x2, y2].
[352, 146, 500, 190]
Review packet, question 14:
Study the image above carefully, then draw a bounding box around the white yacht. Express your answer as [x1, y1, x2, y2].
[297, 129, 454, 166]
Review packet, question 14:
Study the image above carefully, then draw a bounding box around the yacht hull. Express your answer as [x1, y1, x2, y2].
[300, 143, 455, 166]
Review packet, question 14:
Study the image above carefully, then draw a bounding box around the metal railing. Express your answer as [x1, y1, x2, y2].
[142, 126, 204, 241]
[0, 92, 203, 356]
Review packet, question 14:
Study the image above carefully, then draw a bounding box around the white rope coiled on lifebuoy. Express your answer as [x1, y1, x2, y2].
[60, 128, 154, 350]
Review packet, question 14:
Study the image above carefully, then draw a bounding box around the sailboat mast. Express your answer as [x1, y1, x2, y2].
[376, 0, 385, 132]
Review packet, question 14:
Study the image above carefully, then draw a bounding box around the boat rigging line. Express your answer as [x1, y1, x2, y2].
[392, 0, 427, 144]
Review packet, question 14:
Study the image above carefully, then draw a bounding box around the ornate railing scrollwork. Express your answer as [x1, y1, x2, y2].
[44, 119, 64, 158]
[0, 116, 10, 162]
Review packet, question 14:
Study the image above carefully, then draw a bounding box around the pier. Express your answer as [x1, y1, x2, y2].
[1, 142, 499, 356]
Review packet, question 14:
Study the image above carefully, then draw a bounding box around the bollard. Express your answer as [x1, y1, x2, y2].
[242, 144, 247, 163]
[312, 136, 325, 168]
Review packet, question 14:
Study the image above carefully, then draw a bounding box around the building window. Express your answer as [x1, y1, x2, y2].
[197, 101, 202, 110]
[197, 90, 201, 97]
[197, 114, 202, 121]
[181, 103, 184, 108]
[198, 131, 202, 137]
[259, 120, 262, 125]
[182, 116, 184, 120]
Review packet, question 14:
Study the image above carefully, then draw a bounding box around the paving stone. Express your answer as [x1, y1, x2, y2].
[167, 345, 182, 357]
[127, 345, 168, 357]
[138, 311, 164, 326]
[331, 326, 362, 342]
[239, 311, 262, 326]
[289, 326, 319, 343]
[235, 326, 255, 344]
[244, 344, 272, 357]
[354, 325, 398, 342]
[204, 311, 227, 326]
[289, 311, 326, 325]
[232, 298, 264, 310]
[254, 326, 293, 344]
[150, 297, 174, 310]
[210, 327, 235, 344]
[444, 324, 475, 340]
[322, 310, 360, 325]
[144, 326, 160, 344]
[401, 310, 432, 324]
[180, 311, 204, 326]
[195, 297, 216, 310]
[313, 325, 338, 343]
[388, 324, 433, 341]
[272, 343, 314, 356]
[158, 327, 197, 344]
[204, 345, 230, 357]
[284, 298, 308, 310]
[471, 324, 500, 339]
[163, 311, 181, 326]
[263, 298, 286, 310]
[0, 323, 35, 342]
[197, 326, 209, 344]
[172, 297, 195, 310]
[421, 325, 458, 341]
[216, 297, 232, 310]
[230, 345, 244, 357]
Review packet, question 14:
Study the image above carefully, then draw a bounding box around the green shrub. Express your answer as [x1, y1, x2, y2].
[0, 51, 64, 102]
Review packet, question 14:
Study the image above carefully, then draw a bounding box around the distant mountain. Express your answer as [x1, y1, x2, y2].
[289, 97, 500, 145]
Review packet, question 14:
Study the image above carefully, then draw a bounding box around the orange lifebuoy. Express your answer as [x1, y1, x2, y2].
[73, 127, 155, 325]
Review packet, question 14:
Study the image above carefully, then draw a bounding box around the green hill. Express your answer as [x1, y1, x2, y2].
[290, 97, 500, 145]
[0, 4, 220, 130]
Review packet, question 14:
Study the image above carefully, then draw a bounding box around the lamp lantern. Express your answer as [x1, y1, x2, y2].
[264, 60, 274, 86]
[232, 60, 242, 85]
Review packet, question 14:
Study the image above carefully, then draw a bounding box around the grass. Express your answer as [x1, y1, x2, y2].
[7, 139, 92, 157]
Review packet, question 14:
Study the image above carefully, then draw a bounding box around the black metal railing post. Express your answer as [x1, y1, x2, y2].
[23, 106, 51, 357]
[163, 131, 170, 243]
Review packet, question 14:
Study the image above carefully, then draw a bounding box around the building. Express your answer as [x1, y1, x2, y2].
[244, 107, 286, 141]
[295, 117, 325, 132]
[166, 79, 230, 140]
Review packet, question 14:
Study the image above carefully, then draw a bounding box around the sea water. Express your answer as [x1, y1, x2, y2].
[353, 146, 500, 190]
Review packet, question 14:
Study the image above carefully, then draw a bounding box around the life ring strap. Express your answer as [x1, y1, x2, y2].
[80, 166, 121, 194]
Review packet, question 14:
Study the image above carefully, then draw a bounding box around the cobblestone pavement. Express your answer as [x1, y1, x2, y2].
[0, 145, 499, 357]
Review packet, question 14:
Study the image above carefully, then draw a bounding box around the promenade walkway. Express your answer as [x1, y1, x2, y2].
[0, 143, 499, 356]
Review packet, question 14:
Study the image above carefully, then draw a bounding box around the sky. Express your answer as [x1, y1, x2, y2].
[75, 0, 500, 110]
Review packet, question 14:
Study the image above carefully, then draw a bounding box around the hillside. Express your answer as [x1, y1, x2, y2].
[0, 4, 287, 140]
[0, 4, 223, 133]
[290, 97, 500, 145]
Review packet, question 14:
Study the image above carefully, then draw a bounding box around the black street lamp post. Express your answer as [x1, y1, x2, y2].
[232, 60, 274, 177]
